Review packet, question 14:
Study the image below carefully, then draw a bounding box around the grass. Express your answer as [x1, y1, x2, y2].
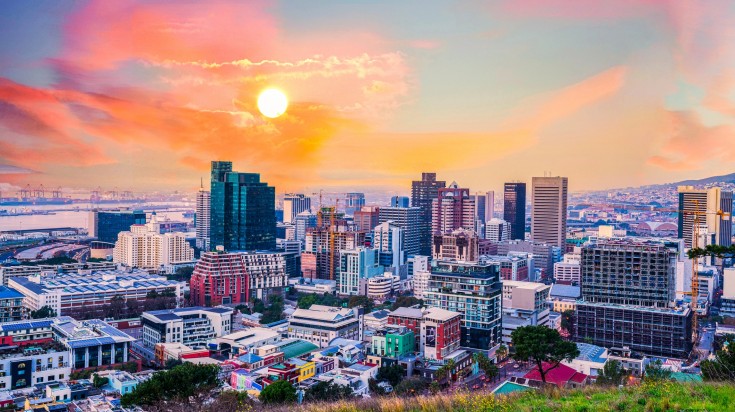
[258, 382, 735, 412]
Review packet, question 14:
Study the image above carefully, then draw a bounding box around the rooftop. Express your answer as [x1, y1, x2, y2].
[550, 284, 581, 299]
[0, 286, 23, 300]
[389, 306, 424, 319]
[276, 339, 319, 359]
[422, 307, 461, 322]
[291, 305, 355, 322]
[574, 343, 607, 364]
[144, 306, 233, 322]
[52, 317, 135, 349]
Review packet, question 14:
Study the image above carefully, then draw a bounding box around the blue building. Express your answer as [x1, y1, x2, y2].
[0, 286, 25, 323]
[210, 161, 276, 252]
[89, 209, 146, 243]
[390, 196, 410, 208]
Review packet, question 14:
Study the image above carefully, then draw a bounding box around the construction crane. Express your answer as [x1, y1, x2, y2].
[577, 202, 731, 342]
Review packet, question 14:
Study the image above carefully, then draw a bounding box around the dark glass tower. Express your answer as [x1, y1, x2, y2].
[503, 182, 526, 240]
[411, 173, 446, 256]
[210, 161, 276, 251]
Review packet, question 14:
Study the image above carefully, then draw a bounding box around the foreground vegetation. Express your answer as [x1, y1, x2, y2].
[268, 381, 735, 412]
[139, 381, 735, 412]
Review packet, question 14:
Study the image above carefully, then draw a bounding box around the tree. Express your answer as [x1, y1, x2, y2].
[297, 293, 318, 309]
[348, 295, 374, 312]
[93, 375, 109, 388]
[702, 335, 735, 381]
[394, 376, 428, 396]
[561, 310, 576, 336]
[644, 359, 672, 382]
[303, 380, 353, 402]
[259, 380, 296, 404]
[473, 352, 499, 381]
[252, 298, 266, 314]
[30, 305, 57, 319]
[376, 364, 405, 387]
[511, 325, 580, 384]
[435, 359, 456, 386]
[390, 296, 423, 311]
[165, 358, 183, 369]
[496, 345, 508, 361]
[259, 294, 285, 325]
[121, 363, 219, 407]
[596, 360, 628, 386]
[234, 304, 250, 315]
[209, 390, 252, 412]
[170, 266, 194, 281]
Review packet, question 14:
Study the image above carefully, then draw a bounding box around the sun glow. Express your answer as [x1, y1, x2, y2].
[257, 88, 288, 118]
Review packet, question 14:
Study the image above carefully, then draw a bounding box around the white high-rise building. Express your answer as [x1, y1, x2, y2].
[373, 221, 405, 274]
[677, 186, 733, 248]
[486, 218, 510, 242]
[283, 194, 312, 224]
[113, 216, 195, 270]
[196, 186, 211, 251]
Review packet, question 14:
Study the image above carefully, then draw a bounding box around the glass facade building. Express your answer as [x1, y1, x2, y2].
[503, 182, 526, 241]
[90, 209, 146, 243]
[423, 260, 502, 350]
[210, 161, 276, 252]
[411, 173, 446, 256]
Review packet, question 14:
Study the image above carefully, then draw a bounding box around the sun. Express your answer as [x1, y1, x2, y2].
[257, 88, 288, 118]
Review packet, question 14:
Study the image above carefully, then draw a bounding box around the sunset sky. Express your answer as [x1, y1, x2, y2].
[1, 0, 734, 195]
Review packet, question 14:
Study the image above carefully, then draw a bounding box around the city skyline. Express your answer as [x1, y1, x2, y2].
[2, 1, 735, 195]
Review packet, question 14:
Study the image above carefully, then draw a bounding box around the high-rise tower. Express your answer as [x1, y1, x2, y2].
[411, 173, 446, 255]
[210, 161, 276, 251]
[530, 176, 568, 248]
[503, 183, 526, 241]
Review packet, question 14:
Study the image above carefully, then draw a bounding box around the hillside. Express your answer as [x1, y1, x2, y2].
[674, 172, 735, 187]
[257, 381, 735, 412]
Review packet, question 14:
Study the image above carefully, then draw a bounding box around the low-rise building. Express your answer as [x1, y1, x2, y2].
[523, 362, 589, 388]
[562, 343, 608, 378]
[10, 270, 182, 316]
[0, 286, 26, 323]
[549, 284, 580, 313]
[212, 328, 281, 357]
[421, 307, 461, 361]
[371, 326, 415, 358]
[287, 305, 361, 348]
[141, 306, 234, 349]
[0, 341, 70, 390]
[367, 274, 396, 301]
[363, 309, 390, 332]
[52, 317, 136, 370]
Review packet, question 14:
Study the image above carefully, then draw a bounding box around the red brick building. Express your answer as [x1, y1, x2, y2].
[421, 307, 462, 360]
[190, 252, 249, 306]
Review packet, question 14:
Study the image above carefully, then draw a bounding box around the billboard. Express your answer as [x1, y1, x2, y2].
[426, 326, 436, 346]
[10, 360, 31, 389]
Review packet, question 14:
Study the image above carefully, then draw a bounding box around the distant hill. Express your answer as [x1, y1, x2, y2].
[672, 172, 735, 187]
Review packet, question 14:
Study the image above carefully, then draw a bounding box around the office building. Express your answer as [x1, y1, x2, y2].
[113, 217, 195, 270]
[390, 196, 410, 208]
[485, 191, 495, 221]
[432, 228, 478, 262]
[141, 306, 234, 349]
[240, 251, 291, 301]
[677, 186, 733, 247]
[53, 317, 136, 370]
[554, 249, 581, 285]
[432, 182, 475, 235]
[10, 270, 183, 316]
[531, 176, 568, 248]
[354, 206, 380, 232]
[471, 192, 487, 237]
[481, 255, 531, 281]
[196, 185, 211, 251]
[294, 212, 317, 243]
[189, 252, 248, 307]
[421, 307, 462, 361]
[503, 183, 526, 241]
[576, 303, 692, 359]
[344, 192, 366, 216]
[496, 240, 559, 281]
[287, 305, 361, 348]
[576, 238, 692, 358]
[88, 209, 146, 244]
[210, 161, 276, 251]
[0, 286, 26, 323]
[580, 239, 677, 308]
[501, 280, 551, 345]
[367, 274, 397, 301]
[411, 173, 446, 256]
[423, 260, 502, 350]
[337, 248, 383, 296]
[485, 218, 511, 242]
[721, 268, 735, 318]
[373, 221, 405, 273]
[378, 207, 422, 258]
[283, 194, 311, 224]
[0, 339, 70, 390]
[303, 225, 366, 281]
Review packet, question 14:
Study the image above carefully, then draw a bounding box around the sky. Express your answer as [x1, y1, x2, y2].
[1, 0, 735, 196]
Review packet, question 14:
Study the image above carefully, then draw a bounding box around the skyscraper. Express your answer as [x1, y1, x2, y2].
[344, 192, 366, 216]
[88, 209, 147, 244]
[390, 196, 410, 208]
[283, 194, 311, 224]
[210, 161, 276, 252]
[196, 184, 211, 251]
[411, 173, 446, 256]
[531, 176, 568, 248]
[677, 186, 733, 248]
[354, 206, 380, 232]
[485, 191, 495, 222]
[503, 183, 526, 241]
[471, 192, 487, 237]
[431, 182, 475, 234]
[378, 206, 422, 258]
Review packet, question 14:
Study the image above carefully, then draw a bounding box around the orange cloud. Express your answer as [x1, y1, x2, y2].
[647, 110, 735, 171]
